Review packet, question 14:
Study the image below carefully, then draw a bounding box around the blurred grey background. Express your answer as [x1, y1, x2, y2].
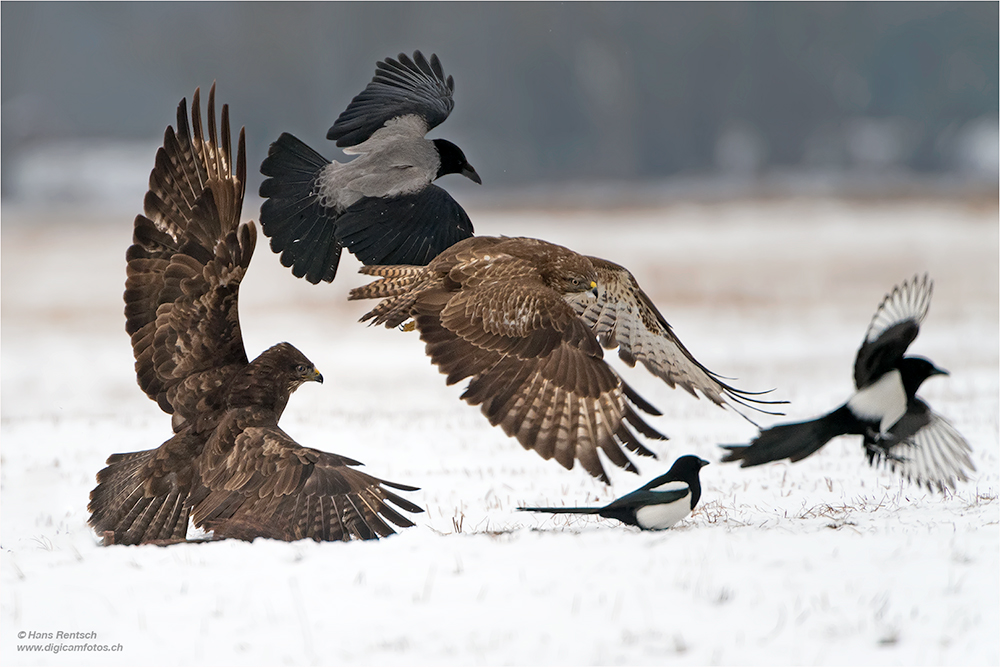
[2, 1, 997, 209]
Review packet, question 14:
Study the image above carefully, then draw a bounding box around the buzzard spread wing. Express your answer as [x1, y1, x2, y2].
[125, 85, 252, 430]
[88, 433, 203, 545]
[91, 86, 423, 545]
[565, 257, 783, 418]
[191, 419, 422, 541]
[352, 238, 666, 483]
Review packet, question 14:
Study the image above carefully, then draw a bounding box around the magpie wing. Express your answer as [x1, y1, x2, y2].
[867, 401, 974, 493]
[855, 274, 932, 388]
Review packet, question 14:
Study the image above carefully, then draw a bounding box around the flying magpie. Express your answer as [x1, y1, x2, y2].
[721, 274, 974, 492]
[518, 455, 710, 530]
[259, 51, 480, 284]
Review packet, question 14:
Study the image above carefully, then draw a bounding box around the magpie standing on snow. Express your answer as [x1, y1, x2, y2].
[259, 51, 480, 284]
[518, 456, 710, 530]
[721, 274, 974, 492]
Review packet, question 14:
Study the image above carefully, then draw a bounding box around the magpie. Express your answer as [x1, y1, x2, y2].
[721, 274, 974, 492]
[518, 455, 710, 530]
[259, 51, 480, 284]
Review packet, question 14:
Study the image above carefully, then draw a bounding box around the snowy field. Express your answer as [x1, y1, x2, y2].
[2, 197, 998, 666]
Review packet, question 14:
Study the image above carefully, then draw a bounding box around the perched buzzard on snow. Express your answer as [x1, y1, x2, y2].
[350, 236, 782, 482]
[88, 86, 422, 545]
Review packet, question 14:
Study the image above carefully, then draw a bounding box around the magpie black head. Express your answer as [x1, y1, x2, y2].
[432, 138, 481, 184]
[645, 455, 710, 512]
[899, 356, 948, 396]
[663, 455, 710, 484]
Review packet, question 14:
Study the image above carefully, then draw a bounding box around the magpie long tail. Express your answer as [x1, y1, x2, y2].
[517, 506, 603, 515]
[258, 133, 342, 284]
[720, 406, 856, 467]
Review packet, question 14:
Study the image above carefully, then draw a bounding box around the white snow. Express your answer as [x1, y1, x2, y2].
[2, 199, 997, 666]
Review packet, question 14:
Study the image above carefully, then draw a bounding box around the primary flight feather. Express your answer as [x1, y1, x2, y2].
[350, 236, 781, 483]
[88, 86, 423, 545]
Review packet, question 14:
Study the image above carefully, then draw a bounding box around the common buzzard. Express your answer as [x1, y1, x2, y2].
[88, 86, 422, 545]
[349, 236, 780, 482]
[258, 51, 478, 284]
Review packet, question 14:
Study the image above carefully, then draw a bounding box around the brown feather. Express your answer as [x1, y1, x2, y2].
[566, 256, 785, 419]
[90, 87, 422, 545]
[353, 236, 668, 482]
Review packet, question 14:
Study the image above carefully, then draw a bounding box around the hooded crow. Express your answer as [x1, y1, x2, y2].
[519, 455, 710, 530]
[259, 51, 480, 284]
[721, 274, 975, 492]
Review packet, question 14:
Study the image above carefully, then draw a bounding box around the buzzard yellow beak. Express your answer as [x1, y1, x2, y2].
[590, 281, 599, 298]
[311, 368, 324, 384]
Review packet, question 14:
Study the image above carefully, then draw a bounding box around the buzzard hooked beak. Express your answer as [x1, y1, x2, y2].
[590, 281, 599, 298]
[311, 368, 324, 384]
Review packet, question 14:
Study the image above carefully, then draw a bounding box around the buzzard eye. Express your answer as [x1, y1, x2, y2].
[295, 364, 307, 374]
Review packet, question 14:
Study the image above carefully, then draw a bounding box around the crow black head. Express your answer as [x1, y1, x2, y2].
[433, 138, 481, 184]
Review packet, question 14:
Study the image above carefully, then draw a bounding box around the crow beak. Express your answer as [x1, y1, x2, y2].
[462, 163, 482, 185]
[932, 366, 949, 377]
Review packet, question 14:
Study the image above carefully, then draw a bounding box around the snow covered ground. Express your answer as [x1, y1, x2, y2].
[2, 198, 998, 666]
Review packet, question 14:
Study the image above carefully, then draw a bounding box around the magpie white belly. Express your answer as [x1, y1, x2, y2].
[635, 500, 691, 530]
[847, 369, 906, 433]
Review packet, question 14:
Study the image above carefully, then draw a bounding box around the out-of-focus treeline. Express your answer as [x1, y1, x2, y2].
[2, 2, 996, 206]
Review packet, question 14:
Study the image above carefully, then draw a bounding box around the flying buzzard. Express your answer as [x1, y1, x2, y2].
[88, 85, 423, 545]
[349, 236, 780, 482]
[258, 51, 479, 284]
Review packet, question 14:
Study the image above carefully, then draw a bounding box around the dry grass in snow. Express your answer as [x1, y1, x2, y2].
[2, 197, 997, 666]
